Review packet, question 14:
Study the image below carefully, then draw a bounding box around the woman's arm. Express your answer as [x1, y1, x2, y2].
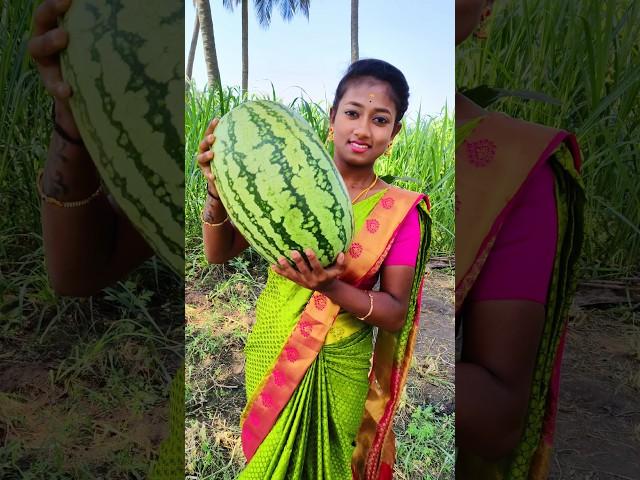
[319, 265, 415, 332]
[273, 249, 415, 332]
[456, 300, 545, 459]
[197, 119, 249, 264]
[41, 116, 153, 296]
[30, 0, 152, 296]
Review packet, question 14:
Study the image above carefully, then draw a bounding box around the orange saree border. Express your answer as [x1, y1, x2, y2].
[240, 187, 426, 461]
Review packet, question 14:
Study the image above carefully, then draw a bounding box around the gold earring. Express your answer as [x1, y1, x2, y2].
[474, 5, 492, 39]
[384, 141, 394, 157]
[325, 127, 334, 146]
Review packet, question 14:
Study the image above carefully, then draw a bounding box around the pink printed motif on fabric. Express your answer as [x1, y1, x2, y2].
[272, 369, 286, 387]
[381, 197, 395, 209]
[466, 139, 496, 167]
[313, 294, 327, 311]
[260, 392, 273, 408]
[366, 219, 380, 233]
[284, 347, 299, 363]
[349, 242, 363, 258]
[298, 320, 313, 337]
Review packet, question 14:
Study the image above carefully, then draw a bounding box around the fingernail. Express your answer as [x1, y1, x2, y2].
[207, 134, 214, 143]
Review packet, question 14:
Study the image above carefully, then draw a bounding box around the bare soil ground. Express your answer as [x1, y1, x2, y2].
[550, 284, 640, 479]
[412, 267, 455, 412]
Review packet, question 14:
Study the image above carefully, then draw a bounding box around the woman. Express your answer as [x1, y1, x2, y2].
[197, 59, 432, 479]
[455, 1, 585, 478]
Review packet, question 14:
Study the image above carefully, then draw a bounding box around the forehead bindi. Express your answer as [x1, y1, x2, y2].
[341, 80, 396, 115]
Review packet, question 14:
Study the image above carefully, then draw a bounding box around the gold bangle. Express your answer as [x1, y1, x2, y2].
[37, 169, 103, 208]
[201, 208, 230, 227]
[357, 290, 374, 321]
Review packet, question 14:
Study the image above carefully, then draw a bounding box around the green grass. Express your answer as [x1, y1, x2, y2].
[394, 405, 455, 480]
[457, 0, 640, 277]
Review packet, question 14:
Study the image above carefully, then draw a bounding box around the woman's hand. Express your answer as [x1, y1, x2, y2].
[197, 118, 221, 197]
[28, 0, 79, 138]
[272, 249, 346, 291]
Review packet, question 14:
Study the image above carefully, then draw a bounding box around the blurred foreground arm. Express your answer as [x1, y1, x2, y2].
[456, 300, 545, 459]
[30, 0, 152, 296]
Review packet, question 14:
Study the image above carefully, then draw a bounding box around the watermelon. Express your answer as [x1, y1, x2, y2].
[211, 101, 354, 267]
[60, 1, 184, 275]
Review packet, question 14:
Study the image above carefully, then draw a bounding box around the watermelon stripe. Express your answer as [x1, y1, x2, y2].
[60, 1, 184, 274]
[211, 100, 353, 266]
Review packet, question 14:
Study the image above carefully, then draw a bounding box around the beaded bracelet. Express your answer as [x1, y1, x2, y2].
[37, 169, 103, 208]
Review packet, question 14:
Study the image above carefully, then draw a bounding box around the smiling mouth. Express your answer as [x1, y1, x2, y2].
[349, 141, 371, 152]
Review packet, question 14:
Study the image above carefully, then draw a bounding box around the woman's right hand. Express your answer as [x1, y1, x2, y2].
[197, 118, 221, 198]
[28, 0, 79, 139]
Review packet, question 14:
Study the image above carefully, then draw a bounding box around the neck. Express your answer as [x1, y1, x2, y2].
[334, 157, 377, 187]
[455, 91, 488, 127]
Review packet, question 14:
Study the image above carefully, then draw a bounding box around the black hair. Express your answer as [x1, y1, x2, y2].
[332, 58, 409, 123]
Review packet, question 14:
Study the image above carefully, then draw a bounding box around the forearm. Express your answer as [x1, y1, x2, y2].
[318, 279, 407, 332]
[202, 196, 233, 263]
[202, 190, 247, 263]
[41, 124, 125, 295]
[455, 362, 526, 458]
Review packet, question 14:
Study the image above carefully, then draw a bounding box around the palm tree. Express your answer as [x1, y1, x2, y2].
[196, 0, 222, 86]
[224, 0, 311, 96]
[351, 0, 358, 63]
[186, 1, 199, 81]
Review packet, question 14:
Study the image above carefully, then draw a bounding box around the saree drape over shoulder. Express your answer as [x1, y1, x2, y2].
[456, 112, 585, 479]
[238, 187, 432, 479]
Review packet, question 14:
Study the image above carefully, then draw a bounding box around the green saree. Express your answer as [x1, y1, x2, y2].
[239, 188, 431, 479]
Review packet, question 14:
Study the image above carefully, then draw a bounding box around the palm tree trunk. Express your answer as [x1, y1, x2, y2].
[241, 0, 249, 96]
[186, 12, 199, 81]
[196, 0, 221, 86]
[351, 0, 359, 63]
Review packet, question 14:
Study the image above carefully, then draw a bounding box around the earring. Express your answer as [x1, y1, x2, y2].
[325, 127, 334, 147]
[474, 5, 492, 39]
[384, 141, 394, 157]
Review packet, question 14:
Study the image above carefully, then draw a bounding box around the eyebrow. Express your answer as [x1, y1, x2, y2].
[345, 101, 392, 115]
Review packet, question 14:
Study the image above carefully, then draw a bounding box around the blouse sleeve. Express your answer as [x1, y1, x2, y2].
[383, 206, 421, 268]
[467, 160, 558, 304]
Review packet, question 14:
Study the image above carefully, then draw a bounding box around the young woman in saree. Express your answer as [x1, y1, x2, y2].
[197, 59, 432, 479]
[455, 1, 585, 478]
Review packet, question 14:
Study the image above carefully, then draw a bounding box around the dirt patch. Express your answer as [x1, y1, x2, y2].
[549, 292, 640, 479]
[409, 267, 455, 412]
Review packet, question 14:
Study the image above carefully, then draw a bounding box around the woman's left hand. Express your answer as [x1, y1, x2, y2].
[272, 249, 346, 291]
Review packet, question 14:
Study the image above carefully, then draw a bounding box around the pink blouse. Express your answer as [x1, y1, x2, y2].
[467, 161, 558, 304]
[383, 206, 421, 267]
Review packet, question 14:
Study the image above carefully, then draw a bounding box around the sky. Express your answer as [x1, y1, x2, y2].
[184, 1, 454, 122]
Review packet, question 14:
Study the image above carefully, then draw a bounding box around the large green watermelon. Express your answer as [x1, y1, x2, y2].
[212, 101, 354, 267]
[60, 1, 184, 275]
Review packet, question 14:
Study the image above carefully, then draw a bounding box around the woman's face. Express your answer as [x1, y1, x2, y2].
[330, 78, 400, 169]
[456, 0, 486, 45]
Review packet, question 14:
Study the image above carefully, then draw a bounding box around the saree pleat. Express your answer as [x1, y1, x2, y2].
[239, 321, 373, 479]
